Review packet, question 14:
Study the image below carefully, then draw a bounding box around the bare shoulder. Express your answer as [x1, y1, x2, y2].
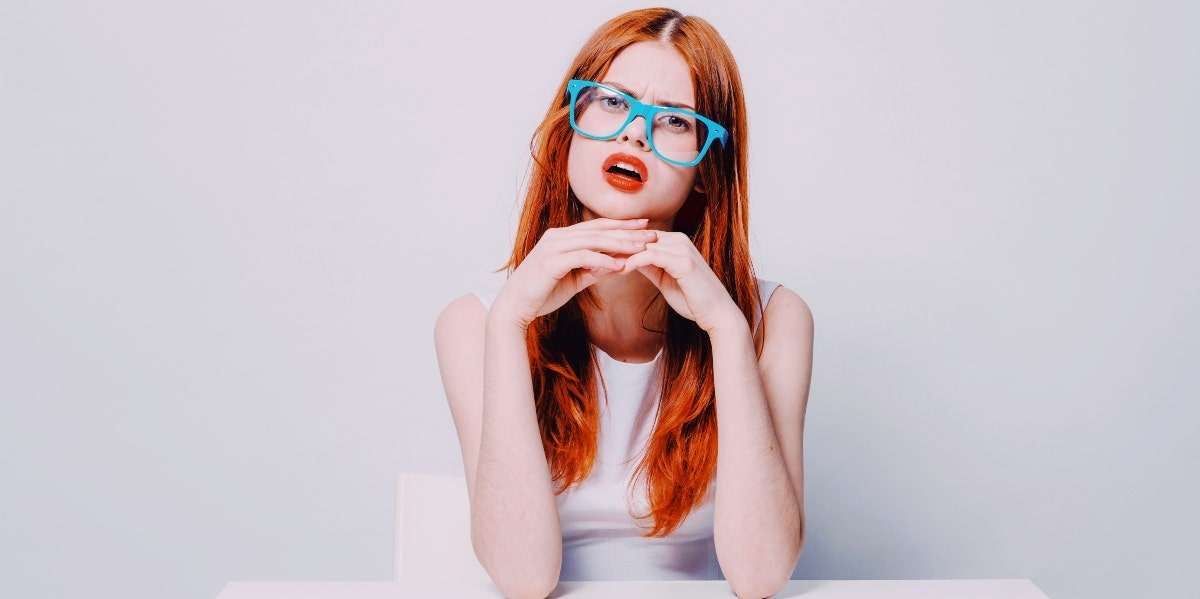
[434, 293, 488, 343]
[757, 285, 812, 526]
[761, 286, 814, 349]
[434, 293, 490, 488]
[433, 293, 488, 408]
[758, 285, 814, 389]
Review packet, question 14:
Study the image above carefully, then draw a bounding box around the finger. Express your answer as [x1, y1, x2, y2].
[641, 233, 694, 255]
[568, 217, 650, 231]
[545, 249, 625, 279]
[652, 231, 689, 242]
[642, 240, 693, 258]
[622, 247, 694, 280]
[549, 230, 657, 255]
[633, 264, 665, 288]
[575, 265, 624, 289]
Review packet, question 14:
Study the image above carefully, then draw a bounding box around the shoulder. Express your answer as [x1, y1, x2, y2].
[753, 285, 813, 446]
[758, 284, 814, 371]
[752, 279, 813, 344]
[434, 294, 489, 426]
[434, 293, 488, 353]
[763, 286, 813, 333]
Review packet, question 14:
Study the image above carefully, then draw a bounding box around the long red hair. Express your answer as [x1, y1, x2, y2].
[504, 8, 760, 537]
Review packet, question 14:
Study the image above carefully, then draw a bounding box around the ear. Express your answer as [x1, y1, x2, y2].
[692, 176, 707, 194]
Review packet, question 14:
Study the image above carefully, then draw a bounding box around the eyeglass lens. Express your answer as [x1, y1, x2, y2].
[573, 84, 710, 164]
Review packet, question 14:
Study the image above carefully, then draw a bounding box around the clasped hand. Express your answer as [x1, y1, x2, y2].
[492, 218, 745, 334]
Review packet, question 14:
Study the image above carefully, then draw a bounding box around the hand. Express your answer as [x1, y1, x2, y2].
[617, 231, 745, 334]
[491, 218, 659, 329]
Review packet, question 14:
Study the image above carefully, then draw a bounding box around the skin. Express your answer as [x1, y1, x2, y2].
[434, 41, 814, 599]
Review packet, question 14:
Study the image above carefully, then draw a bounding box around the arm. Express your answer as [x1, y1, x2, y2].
[434, 219, 656, 598]
[709, 286, 813, 598]
[435, 295, 561, 599]
[618, 233, 814, 598]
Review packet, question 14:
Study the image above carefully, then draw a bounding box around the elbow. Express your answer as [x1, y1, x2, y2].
[470, 506, 563, 598]
[727, 569, 791, 599]
[725, 554, 797, 598]
[473, 535, 561, 599]
[490, 570, 559, 599]
[726, 536, 803, 598]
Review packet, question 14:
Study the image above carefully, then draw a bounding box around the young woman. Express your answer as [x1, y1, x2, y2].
[434, 8, 813, 599]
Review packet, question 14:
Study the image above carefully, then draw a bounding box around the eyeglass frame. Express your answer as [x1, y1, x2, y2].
[565, 79, 730, 167]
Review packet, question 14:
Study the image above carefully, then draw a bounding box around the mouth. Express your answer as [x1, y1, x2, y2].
[602, 153, 648, 192]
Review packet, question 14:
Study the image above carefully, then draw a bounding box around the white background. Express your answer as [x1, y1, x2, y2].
[1, 2, 1196, 598]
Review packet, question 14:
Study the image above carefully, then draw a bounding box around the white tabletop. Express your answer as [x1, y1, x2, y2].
[216, 579, 1049, 599]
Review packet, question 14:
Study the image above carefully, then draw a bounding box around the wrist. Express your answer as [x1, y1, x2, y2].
[704, 310, 752, 344]
[485, 297, 533, 335]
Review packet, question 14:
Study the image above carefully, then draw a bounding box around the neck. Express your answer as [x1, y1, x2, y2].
[584, 271, 666, 363]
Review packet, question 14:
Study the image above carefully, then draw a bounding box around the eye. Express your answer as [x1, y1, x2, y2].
[658, 113, 693, 133]
[594, 90, 629, 113]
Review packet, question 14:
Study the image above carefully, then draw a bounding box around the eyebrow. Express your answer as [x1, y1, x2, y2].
[601, 80, 696, 111]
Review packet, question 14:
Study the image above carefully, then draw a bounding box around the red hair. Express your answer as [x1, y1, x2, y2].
[504, 8, 760, 537]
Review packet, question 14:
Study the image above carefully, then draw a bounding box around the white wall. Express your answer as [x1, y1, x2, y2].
[1, 2, 1196, 598]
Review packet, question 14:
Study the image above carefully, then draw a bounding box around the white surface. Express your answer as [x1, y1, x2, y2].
[2, 2, 1197, 599]
[216, 579, 1049, 599]
[393, 474, 489, 583]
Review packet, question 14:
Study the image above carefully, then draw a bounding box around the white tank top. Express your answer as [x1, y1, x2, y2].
[472, 278, 781, 580]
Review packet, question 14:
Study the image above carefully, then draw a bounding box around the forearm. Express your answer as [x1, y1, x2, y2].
[473, 310, 562, 597]
[709, 320, 803, 597]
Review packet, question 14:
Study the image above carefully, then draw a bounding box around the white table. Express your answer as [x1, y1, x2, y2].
[216, 579, 1050, 598]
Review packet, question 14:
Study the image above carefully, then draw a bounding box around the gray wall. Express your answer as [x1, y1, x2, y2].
[2, 1, 1196, 598]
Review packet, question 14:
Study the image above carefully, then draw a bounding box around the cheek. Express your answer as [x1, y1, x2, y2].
[566, 141, 582, 178]
[566, 137, 595, 191]
[661, 167, 699, 197]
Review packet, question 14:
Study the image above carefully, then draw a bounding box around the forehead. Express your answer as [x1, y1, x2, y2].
[601, 41, 695, 105]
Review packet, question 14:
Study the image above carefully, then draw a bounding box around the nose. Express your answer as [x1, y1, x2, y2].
[617, 116, 651, 151]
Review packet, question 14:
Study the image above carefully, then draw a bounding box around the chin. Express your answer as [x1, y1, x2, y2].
[580, 201, 659, 222]
[578, 192, 677, 221]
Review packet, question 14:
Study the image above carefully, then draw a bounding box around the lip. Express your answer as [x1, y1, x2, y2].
[601, 153, 649, 193]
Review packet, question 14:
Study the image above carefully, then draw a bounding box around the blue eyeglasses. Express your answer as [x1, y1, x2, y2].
[566, 79, 729, 167]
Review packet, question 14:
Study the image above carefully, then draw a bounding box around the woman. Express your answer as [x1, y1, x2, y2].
[434, 8, 813, 599]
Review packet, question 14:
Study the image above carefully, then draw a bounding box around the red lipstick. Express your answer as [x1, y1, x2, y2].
[602, 153, 648, 193]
